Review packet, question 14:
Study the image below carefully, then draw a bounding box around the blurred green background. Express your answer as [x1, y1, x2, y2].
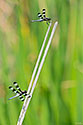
[0, 0, 83, 125]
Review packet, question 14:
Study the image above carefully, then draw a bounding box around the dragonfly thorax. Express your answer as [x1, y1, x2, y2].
[43, 17, 51, 21]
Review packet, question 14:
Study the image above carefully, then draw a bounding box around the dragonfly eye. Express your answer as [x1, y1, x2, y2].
[24, 90, 27, 93]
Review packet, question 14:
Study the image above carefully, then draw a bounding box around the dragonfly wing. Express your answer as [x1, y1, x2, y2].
[42, 9, 46, 18]
[37, 13, 43, 19]
[13, 82, 22, 93]
[19, 95, 25, 101]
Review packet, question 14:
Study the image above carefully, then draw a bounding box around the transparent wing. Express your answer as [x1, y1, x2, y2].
[37, 12, 43, 19]
[19, 95, 25, 101]
[42, 9, 46, 18]
[9, 86, 20, 94]
[13, 82, 22, 93]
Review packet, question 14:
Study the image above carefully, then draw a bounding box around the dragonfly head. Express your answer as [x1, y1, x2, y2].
[48, 18, 51, 21]
[24, 90, 27, 93]
[44, 17, 51, 22]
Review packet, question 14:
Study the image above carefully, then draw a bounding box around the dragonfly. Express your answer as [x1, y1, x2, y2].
[31, 8, 51, 24]
[8, 82, 31, 101]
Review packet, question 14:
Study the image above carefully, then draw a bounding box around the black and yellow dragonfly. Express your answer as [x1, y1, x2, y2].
[31, 9, 51, 24]
[8, 82, 31, 101]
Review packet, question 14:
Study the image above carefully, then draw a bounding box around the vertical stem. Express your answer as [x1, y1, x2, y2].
[17, 21, 58, 125]
[27, 23, 52, 94]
